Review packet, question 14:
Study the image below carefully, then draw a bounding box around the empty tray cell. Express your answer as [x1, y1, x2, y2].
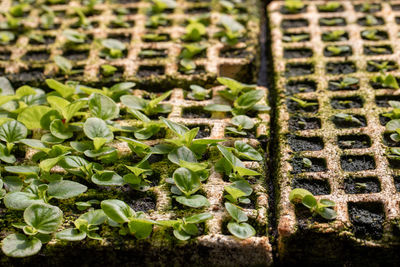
[63, 49, 90, 61]
[364, 45, 393, 55]
[21, 50, 50, 61]
[393, 176, 400, 192]
[136, 65, 165, 77]
[337, 135, 371, 149]
[182, 106, 212, 118]
[284, 47, 313, 59]
[331, 96, 363, 109]
[219, 47, 250, 58]
[348, 202, 384, 240]
[0, 50, 11, 60]
[288, 135, 324, 151]
[319, 17, 346, 27]
[285, 79, 316, 94]
[285, 63, 314, 77]
[326, 61, 356, 74]
[291, 178, 330, 195]
[290, 157, 327, 174]
[281, 19, 309, 29]
[344, 177, 381, 194]
[289, 116, 321, 131]
[28, 35, 56, 45]
[107, 33, 132, 43]
[340, 155, 375, 172]
[185, 6, 211, 14]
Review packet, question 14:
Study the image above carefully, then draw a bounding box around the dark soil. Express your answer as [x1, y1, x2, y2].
[63, 50, 89, 61]
[357, 16, 384, 26]
[396, 17, 400, 25]
[340, 155, 375, 172]
[328, 78, 359, 91]
[288, 135, 324, 151]
[182, 106, 211, 119]
[393, 176, 400, 191]
[289, 116, 321, 131]
[285, 63, 314, 77]
[348, 202, 384, 240]
[354, 4, 381, 13]
[185, 7, 210, 14]
[319, 17, 346, 26]
[295, 204, 332, 228]
[331, 96, 363, 109]
[375, 95, 400, 107]
[291, 178, 330, 195]
[364, 45, 392, 55]
[323, 46, 352, 57]
[286, 98, 319, 113]
[29, 35, 55, 45]
[220, 48, 250, 58]
[22, 50, 50, 61]
[290, 157, 327, 174]
[136, 66, 165, 77]
[116, 0, 139, 3]
[344, 177, 380, 194]
[147, 154, 163, 164]
[326, 62, 356, 74]
[284, 48, 313, 59]
[107, 33, 131, 43]
[40, 23, 60, 30]
[338, 135, 371, 149]
[285, 79, 316, 94]
[367, 60, 397, 72]
[392, 4, 400, 10]
[128, 196, 156, 212]
[0, 50, 11, 60]
[10, 68, 45, 84]
[192, 125, 211, 138]
[281, 19, 309, 29]
[379, 114, 391, 126]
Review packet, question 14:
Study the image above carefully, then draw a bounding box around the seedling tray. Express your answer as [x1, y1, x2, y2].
[0, 77, 272, 265]
[0, 0, 260, 88]
[269, 0, 400, 265]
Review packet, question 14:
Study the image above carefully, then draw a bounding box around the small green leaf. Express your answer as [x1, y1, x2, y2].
[168, 146, 197, 165]
[302, 194, 317, 209]
[289, 188, 313, 203]
[47, 180, 87, 199]
[56, 228, 86, 241]
[204, 104, 232, 112]
[83, 118, 113, 141]
[227, 222, 255, 239]
[175, 194, 209, 208]
[89, 93, 120, 120]
[91, 171, 125, 186]
[17, 106, 52, 130]
[173, 167, 201, 196]
[24, 203, 63, 234]
[4, 192, 42, 210]
[0, 120, 28, 143]
[101, 199, 134, 224]
[234, 141, 262, 161]
[2, 233, 42, 258]
[225, 202, 247, 223]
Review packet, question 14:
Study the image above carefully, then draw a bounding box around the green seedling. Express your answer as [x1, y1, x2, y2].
[289, 188, 337, 220]
[317, 2, 341, 12]
[362, 29, 384, 41]
[224, 180, 253, 204]
[101, 65, 118, 76]
[0, 31, 15, 44]
[283, 0, 304, 13]
[290, 96, 318, 109]
[319, 18, 343, 26]
[334, 113, 363, 126]
[365, 15, 379, 26]
[183, 21, 206, 42]
[187, 85, 211, 100]
[121, 90, 172, 117]
[146, 14, 169, 28]
[383, 101, 400, 120]
[368, 60, 396, 71]
[371, 74, 399, 89]
[101, 199, 155, 239]
[54, 56, 82, 76]
[302, 157, 312, 168]
[215, 15, 244, 45]
[322, 30, 346, 41]
[330, 77, 359, 89]
[56, 209, 106, 241]
[282, 33, 309, 42]
[63, 29, 86, 44]
[225, 202, 256, 239]
[386, 119, 400, 142]
[0, 120, 27, 163]
[2, 203, 63, 257]
[99, 39, 126, 59]
[326, 45, 350, 56]
[157, 213, 212, 241]
[40, 6, 55, 29]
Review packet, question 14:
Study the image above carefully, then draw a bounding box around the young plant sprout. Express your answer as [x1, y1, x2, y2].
[101, 64, 118, 77]
[361, 29, 384, 41]
[225, 202, 256, 239]
[326, 45, 350, 56]
[224, 180, 253, 204]
[0, 31, 15, 45]
[99, 39, 126, 59]
[0, 120, 27, 163]
[329, 77, 359, 90]
[187, 84, 211, 100]
[290, 97, 318, 109]
[121, 91, 172, 117]
[317, 2, 341, 12]
[319, 18, 343, 26]
[383, 101, 400, 120]
[368, 60, 396, 72]
[283, 0, 304, 13]
[54, 55, 82, 76]
[289, 188, 337, 220]
[226, 115, 255, 136]
[63, 29, 87, 44]
[215, 15, 244, 45]
[371, 74, 399, 89]
[282, 33, 309, 42]
[386, 119, 400, 141]
[334, 113, 363, 126]
[322, 30, 346, 42]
